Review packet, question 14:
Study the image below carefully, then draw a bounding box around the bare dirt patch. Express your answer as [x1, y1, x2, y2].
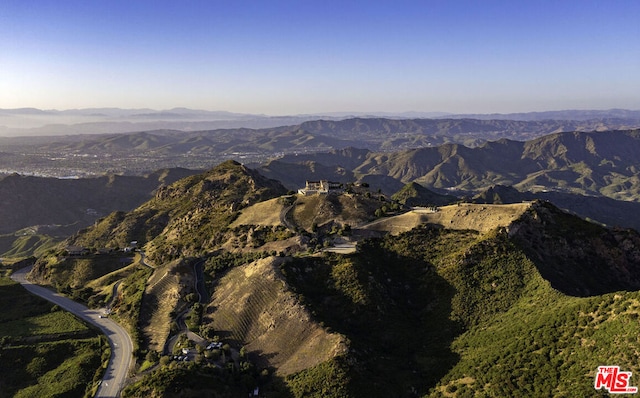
[206, 256, 346, 375]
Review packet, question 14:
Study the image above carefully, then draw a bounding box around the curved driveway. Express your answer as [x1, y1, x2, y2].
[11, 266, 133, 398]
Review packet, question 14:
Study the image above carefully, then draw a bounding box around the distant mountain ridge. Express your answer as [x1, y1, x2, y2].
[264, 129, 640, 197]
[4, 116, 640, 179]
[2, 107, 640, 137]
[452, 108, 640, 121]
[257, 129, 640, 231]
[7, 116, 640, 153]
[0, 168, 200, 235]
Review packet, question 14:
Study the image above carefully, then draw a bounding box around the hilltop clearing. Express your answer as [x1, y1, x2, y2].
[362, 202, 532, 234]
[230, 197, 287, 228]
[231, 188, 384, 234]
[291, 193, 381, 232]
[472, 184, 640, 231]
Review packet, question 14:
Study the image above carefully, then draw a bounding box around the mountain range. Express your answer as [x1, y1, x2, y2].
[5, 111, 640, 396]
[4, 128, 640, 255]
[15, 160, 640, 397]
[260, 129, 640, 194]
[3, 114, 640, 179]
[257, 129, 640, 229]
[2, 107, 640, 137]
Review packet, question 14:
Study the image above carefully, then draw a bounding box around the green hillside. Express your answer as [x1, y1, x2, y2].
[68, 160, 288, 263]
[0, 268, 107, 398]
[278, 204, 640, 397]
[0, 230, 57, 258]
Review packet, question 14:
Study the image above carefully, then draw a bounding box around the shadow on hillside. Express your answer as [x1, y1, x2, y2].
[138, 289, 160, 350]
[247, 349, 279, 367]
[507, 200, 640, 297]
[281, 240, 462, 397]
[194, 249, 463, 396]
[515, 237, 640, 298]
[326, 193, 344, 216]
[536, 191, 640, 232]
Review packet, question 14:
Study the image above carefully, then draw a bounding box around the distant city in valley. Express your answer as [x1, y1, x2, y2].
[2, 107, 640, 178]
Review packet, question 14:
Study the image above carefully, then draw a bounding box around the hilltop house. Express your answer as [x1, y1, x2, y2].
[298, 180, 343, 195]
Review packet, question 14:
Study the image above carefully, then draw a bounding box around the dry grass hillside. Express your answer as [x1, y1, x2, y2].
[139, 260, 190, 353]
[230, 197, 286, 227]
[230, 192, 381, 233]
[363, 202, 533, 234]
[292, 194, 379, 231]
[206, 256, 347, 375]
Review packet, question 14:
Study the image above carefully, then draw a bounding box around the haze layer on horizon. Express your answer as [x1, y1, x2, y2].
[1, 0, 639, 115]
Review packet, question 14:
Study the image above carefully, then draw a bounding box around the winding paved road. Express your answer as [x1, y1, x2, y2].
[11, 266, 133, 398]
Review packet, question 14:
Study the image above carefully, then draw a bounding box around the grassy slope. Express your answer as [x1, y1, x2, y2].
[0, 269, 106, 398]
[431, 278, 640, 397]
[231, 197, 287, 227]
[0, 232, 58, 258]
[363, 202, 531, 235]
[138, 259, 183, 353]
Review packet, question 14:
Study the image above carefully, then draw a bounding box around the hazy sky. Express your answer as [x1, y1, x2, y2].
[1, 1, 639, 115]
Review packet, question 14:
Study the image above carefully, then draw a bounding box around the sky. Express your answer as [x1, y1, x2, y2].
[1, 0, 639, 115]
